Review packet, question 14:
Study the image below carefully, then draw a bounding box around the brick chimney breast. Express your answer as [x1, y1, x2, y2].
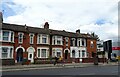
[44, 22, 49, 29]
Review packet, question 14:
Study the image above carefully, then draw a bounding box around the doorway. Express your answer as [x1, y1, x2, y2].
[65, 50, 68, 59]
[17, 48, 23, 62]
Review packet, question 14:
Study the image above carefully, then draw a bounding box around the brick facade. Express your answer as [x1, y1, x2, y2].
[0, 13, 98, 65]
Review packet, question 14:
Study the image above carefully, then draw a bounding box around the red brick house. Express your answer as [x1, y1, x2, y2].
[0, 12, 98, 65]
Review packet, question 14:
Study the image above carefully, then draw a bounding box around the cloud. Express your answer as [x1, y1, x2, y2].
[2, 0, 119, 42]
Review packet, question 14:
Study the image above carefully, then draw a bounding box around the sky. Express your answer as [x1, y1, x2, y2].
[1, 0, 119, 42]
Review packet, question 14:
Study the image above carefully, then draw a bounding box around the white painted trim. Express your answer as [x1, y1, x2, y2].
[18, 32, 24, 44]
[37, 34, 49, 44]
[64, 48, 70, 53]
[1, 30, 14, 42]
[27, 46, 35, 52]
[52, 35, 63, 45]
[15, 45, 25, 52]
[52, 48, 62, 57]
[37, 47, 49, 58]
[29, 33, 34, 44]
[0, 46, 14, 59]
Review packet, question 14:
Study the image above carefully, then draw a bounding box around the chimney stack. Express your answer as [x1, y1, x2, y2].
[76, 29, 80, 34]
[0, 12, 3, 23]
[44, 22, 49, 29]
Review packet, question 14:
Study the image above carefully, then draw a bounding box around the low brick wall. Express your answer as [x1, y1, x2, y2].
[82, 58, 107, 63]
[1, 59, 15, 65]
[34, 58, 55, 64]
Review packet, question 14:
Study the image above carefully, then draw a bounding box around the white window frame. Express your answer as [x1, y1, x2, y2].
[1, 30, 14, 42]
[18, 32, 24, 44]
[37, 47, 49, 58]
[81, 50, 86, 58]
[52, 48, 62, 57]
[10, 31, 14, 42]
[52, 36, 63, 45]
[81, 39, 86, 46]
[77, 38, 81, 47]
[29, 33, 34, 44]
[65, 37, 69, 46]
[37, 34, 41, 44]
[72, 50, 75, 58]
[72, 38, 75, 46]
[0, 46, 14, 59]
[2, 30, 9, 42]
[78, 50, 81, 58]
[37, 34, 49, 44]
[42, 34, 48, 44]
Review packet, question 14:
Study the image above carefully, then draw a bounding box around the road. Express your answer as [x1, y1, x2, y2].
[2, 65, 119, 76]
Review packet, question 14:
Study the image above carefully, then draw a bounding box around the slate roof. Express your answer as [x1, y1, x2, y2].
[1, 23, 97, 39]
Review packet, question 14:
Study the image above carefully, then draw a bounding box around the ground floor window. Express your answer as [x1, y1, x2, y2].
[52, 48, 62, 57]
[37, 48, 48, 58]
[72, 50, 75, 58]
[0, 46, 13, 59]
[82, 50, 86, 58]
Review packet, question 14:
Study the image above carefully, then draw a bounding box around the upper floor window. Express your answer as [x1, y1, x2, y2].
[71, 38, 75, 46]
[42, 35, 47, 44]
[82, 39, 85, 46]
[1, 30, 14, 42]
[29, 33, 34, 44]
[18, 32, 24, 44]
[52, 36, 63, 45]
[65, 37, 69, 46]
[11, 32, 14, 42]
[37, 34, 49, 44]
[3, 31, 9, 41]
[37, 34, 41, 44]
[77, 38, 81, 46]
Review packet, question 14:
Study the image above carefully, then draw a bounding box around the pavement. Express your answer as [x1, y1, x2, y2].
[0, 62, 119, 72]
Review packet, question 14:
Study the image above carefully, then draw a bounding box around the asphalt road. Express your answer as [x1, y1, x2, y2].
[2, 65, 119, 76]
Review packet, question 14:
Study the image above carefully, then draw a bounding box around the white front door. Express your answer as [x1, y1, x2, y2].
[28, 52, 34, 63]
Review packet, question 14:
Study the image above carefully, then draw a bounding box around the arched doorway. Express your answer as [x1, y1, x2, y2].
[65, 50, 68, 59]
[27, 47, 35, 63]
[17, 48, 23, 62]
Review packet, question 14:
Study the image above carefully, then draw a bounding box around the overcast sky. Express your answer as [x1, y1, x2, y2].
[1, 0, 119, 42]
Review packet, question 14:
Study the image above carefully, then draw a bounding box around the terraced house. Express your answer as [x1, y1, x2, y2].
[0, 12, 98, 65]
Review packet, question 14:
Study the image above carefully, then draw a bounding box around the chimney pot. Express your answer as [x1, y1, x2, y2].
[76, 29, 80, 34]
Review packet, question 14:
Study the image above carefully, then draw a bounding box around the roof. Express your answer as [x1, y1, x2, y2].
[1, 23, 97, 39]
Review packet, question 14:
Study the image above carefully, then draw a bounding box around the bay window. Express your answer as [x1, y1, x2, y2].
[3, 31, 9, 41]
[52, 36, 63, 45]
[42, 35, 47, 44]
[0, 46, 13, 59]
[37, 34, 49, 44]
[1, 30, 14, 42]
[37, 48, 48, 58]
[52, 48, 62, 57]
